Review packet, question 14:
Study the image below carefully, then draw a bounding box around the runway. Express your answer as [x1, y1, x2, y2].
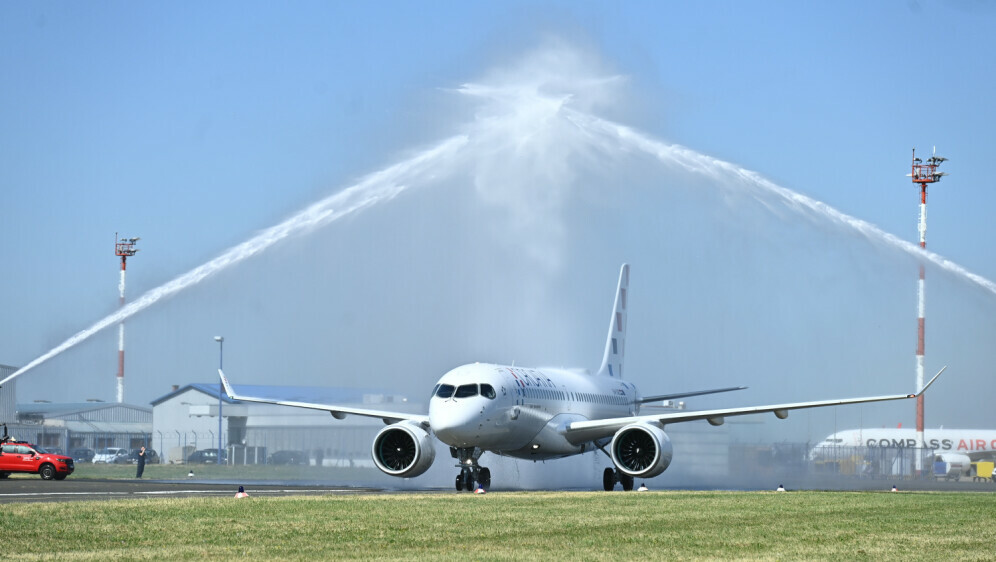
[0, 477, 383, 504]
[2, 475, 993, 503]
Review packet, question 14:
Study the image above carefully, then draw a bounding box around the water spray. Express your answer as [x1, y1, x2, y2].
[0, 134, 467, 388]
[0, 54, 991, 393]
[114, 234, 139, 403]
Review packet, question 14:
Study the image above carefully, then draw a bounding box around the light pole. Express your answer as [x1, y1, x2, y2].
[214, 336, 224, 466]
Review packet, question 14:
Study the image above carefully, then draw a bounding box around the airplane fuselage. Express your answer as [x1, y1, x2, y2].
[429, 362, 641, 460]
[810, 428, 996, 459]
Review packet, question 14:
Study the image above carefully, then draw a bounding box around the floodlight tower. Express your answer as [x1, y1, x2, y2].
[908, 148, 946, 457]
[115, 234, 140, 403]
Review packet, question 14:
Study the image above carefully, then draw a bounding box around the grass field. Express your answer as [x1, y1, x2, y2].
[2, 491, 994, 560]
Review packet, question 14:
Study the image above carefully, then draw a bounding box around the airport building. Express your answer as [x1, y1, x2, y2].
[8, 401, 152, 454]
[0, 364, 15, 424]
[150, 383, 418, 465]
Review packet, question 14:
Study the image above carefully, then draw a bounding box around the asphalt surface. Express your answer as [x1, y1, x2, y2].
[2, 475, 993, 503]
[0, 477, 383, 504]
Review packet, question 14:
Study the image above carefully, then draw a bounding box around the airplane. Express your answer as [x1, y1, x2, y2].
[810, 427, 996, 477]
[218, 263, 946, 491]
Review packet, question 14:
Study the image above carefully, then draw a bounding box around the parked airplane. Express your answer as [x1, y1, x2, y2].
[810, 428, 996, 462]
[219, 264, 946, 491]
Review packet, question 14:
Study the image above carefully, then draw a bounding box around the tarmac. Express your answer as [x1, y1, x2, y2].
[1, 474, 993, 503]
[0, 477, 382, 504]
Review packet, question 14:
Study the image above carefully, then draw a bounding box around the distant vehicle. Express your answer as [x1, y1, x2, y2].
[933, 453, 972, 481]
[268, 450, 308, 465]
[45, 447, 64, 456]
[93, 447, 129, 464]
[71, 448, 95, 463]
[0, 441, 75, 480]
[186, 449, 227, 464]
[114, 448, 159, 465]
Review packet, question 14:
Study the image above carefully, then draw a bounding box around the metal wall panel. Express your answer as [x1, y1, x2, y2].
[0, 365, 15, 424]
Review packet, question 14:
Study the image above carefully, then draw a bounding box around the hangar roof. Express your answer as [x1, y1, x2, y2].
[150, 383, 407, 407]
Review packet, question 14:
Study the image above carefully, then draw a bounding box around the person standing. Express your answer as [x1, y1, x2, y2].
[136, 446, 147, 478]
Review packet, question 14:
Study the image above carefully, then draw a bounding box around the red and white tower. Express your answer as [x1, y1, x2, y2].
[909, 148, 946, 455]
[115, 234, 140, 403]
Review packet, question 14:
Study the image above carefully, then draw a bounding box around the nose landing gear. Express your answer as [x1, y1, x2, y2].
[452, 447, 490, 492]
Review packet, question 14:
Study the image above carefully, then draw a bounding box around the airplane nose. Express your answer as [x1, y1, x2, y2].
[430, 399, 480, 445]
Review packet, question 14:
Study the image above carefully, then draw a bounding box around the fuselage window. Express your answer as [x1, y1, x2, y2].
[435, 384, 455, 399]
[481, 384, 497, 399]
[455, 384, 479, 398]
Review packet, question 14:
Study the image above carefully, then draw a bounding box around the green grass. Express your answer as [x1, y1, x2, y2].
[2, 491, 994, 560]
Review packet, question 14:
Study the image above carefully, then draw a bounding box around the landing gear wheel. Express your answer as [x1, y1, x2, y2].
[455, 473, 464, 492]
[620, 472, 634, 491]
[603, 468, 615, 491]
[478, 467, 491, 491]
[462, 468, 475, 492]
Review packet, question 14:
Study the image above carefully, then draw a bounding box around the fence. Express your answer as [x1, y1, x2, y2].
[807, 445, 941, 480]
[155, 424, 380, 466]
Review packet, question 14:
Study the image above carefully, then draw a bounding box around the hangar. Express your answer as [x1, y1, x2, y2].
[151, 383, 419, 465]
[6, 400, 152, 454]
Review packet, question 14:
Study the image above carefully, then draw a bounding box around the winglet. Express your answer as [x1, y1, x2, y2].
[218, 368, 238, 400]
[913, 366, 946, 397]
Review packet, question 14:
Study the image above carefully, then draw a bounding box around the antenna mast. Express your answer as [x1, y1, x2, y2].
[909, 148, 946, 468]
[114, 234, 140, 403]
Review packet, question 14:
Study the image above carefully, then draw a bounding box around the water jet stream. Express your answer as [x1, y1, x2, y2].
[0, 135, 468, 387]
[5, 84, 995, 388]
[564, 109, 996, 297]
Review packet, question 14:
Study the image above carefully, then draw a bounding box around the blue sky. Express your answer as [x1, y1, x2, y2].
[2, 1, 994, 442]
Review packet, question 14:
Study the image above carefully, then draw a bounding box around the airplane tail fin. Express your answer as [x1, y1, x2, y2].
[596, 263, 629, 378]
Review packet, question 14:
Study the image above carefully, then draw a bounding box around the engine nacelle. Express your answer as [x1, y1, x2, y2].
[610, 422, 673, 478]
[933, 452, 971, 479]
[371, 420, 436, 478]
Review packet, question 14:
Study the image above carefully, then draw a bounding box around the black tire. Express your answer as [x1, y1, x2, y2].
[54, 474, 68, 481]
[39, 464, 56, 480]
[478, 467, 491, 491]
[462, 469, 475, 492]
[603, 467, 615, 491]
[455, 473, 464, 492]
[0, 472, 9, 479]
[620, 472, 634, 491]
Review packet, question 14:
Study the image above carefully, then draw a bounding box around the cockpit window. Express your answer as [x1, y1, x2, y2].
[455, 384, 479, 398]
[481, 384, 497, 399]
[435, 384, 455, 399]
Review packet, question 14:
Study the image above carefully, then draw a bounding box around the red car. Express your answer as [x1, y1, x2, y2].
[0, 441, 76, 480]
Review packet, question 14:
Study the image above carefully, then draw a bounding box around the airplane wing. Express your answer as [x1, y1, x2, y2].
[218, 369, 430, 426]
[637, 386, 747, 404]
[563, 367, 946, 445]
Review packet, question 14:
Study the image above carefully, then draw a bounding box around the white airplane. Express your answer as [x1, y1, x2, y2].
[218, 264, 946, 491]
[810, 428, 996, 477]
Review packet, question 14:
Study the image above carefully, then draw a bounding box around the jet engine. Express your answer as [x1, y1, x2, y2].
[933, 452, 971, 480]
[371, 420, 436, 478]
[610, 422, 673, 478]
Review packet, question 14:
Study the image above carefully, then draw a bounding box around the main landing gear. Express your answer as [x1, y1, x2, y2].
[603, 467, 634, 491]
[452, 447, 491, 492]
